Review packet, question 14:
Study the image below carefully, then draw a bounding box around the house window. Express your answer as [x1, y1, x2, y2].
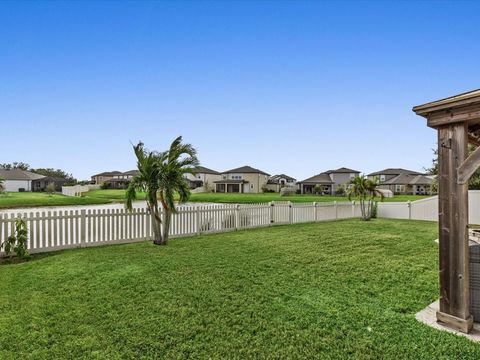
[350, 173, 355, 179]
[223, 175, 227, 180]
[380, 175, 386, 182]
[232, 175, 243, 180]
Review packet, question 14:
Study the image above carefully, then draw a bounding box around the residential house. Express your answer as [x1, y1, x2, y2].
[91, 171, 124, 185]
[367, 168, 435, 195]
[0, 168, 60, 192]
[32, 176, 68, 192]
[265, 174, 297, 192]
[109, 170, 139, 189]
[298, 167, 360, 195]
[184, 166, 221, 192]
[214, 166, 270, 193]
[297, 173, 334, 195]
[91, 170, 139, 189]
[325, 167, 361, 194]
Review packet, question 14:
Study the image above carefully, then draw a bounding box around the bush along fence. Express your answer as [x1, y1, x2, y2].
[0, 201, 363, 255]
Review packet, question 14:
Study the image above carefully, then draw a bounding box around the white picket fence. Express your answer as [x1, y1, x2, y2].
[377, 190, 480, 224]
[0, 201, 363, 255]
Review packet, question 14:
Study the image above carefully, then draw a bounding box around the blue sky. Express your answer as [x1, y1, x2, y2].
[1, 0, 480, 180]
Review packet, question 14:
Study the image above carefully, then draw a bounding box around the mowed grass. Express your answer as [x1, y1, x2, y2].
[0, 192, 110, 209]
[0, 190, 429, 209]
[187, 192, 430, 204]
[0, 219, 479, 359]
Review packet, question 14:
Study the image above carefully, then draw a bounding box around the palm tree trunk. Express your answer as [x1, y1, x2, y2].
[366, 199, 372, 221]
[162, 210, 172, 245]
[149, 204, 164, 245]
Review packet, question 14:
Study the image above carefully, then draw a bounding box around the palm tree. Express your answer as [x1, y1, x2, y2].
[347, 175, 384, 221]
[157, 137, 198, 244]
[0, 177, 4, 194]
[125, 137, 198, 245]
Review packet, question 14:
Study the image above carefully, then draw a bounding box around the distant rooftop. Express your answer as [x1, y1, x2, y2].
[193, 166, 220, 175]
[299, 173, 334, 184]
[92, 171, 123, 177]
[368, 168, 423, 177]
[0, 168, 45, 181]
[222, 166, 269, 176]
[326, 167, 360, 174]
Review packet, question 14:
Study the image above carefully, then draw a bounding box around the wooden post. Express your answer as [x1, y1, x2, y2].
[407, 201, 412, 220]
[334, 201, 338, 220]
[436, 123, 473, 333]
[313, 202, 318, 221]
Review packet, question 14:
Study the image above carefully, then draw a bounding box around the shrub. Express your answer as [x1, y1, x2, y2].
[45, 183, 56, 196]
[314, 184, 323, 195]
[100, 181, 111, 190]
[1, 217, 29, 260]
[18, 188, 25, 192]
[335, 185, 345, 196]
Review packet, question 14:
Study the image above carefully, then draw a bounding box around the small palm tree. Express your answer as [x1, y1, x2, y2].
[0, 177, 5, 194]
[126, 137, 198, 245]
[157, 137, 198, 244]
[347, 175, 384, 221]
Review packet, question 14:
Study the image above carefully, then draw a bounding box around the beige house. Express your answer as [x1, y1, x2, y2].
[266, 174, 297, 192]
[184, 166, 222, 192]
[91, 171, 123, 185]
[214, 166, 269, 193]
[91, 170, 139, 189]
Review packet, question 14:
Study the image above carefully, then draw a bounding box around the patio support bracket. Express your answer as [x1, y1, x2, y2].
[458, 145, 480, 185]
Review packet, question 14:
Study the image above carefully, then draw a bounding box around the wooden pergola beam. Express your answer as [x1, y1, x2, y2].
[413, 89, 480, 334]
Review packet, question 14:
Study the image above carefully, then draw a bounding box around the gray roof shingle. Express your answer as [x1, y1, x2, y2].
[0, 169, 45, 181]
[368, 168, 423, 177]
[222, 166, 269, 176]
[299, 173, 334, 184]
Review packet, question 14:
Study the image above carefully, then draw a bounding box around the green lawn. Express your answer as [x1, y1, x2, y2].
[187, 192, 430, 204]
[0, 190, 430, 209]
[0, 192, 110, 209]
[0, 219, 478, 359]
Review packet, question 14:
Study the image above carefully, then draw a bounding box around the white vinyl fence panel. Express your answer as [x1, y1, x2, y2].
[378, 190, 480, 224]
[0, 201, 363, 256]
